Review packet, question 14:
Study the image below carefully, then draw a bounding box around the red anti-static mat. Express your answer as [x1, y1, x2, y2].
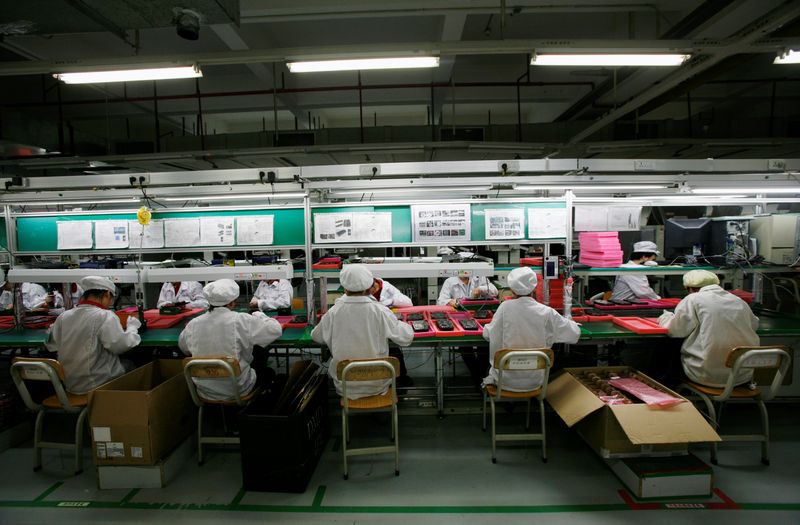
[459, 299, 500, 306]
[143, 308, 205, 329]
[448, 312, 483, 336]
[429, 317, 465, 337]
[611, 316, 668, 334]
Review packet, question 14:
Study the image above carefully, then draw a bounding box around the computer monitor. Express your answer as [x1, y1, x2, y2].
[664, 218, 711, 261]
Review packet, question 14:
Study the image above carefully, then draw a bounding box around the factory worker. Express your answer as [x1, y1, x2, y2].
[68, 283, 83, 308]
[370, 278, 413, 308]
[45, 276, 141, 395]
[179, 279, 282, 401]
[0, 270, 13, 309]
[249, 279, 293, 312]
[21, 282, 55, 312]
[482, 267, 581, 391]
[437, 270, 498, 307]
[312, 265, 414, 400]
[658, 270, 759, 388]
[610, 241, 661, 302]
[157, 281, 209, 309]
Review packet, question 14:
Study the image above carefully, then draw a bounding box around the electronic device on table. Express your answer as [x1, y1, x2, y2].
[291, 315, 308, 323]
[473, 310, 491, 319]
[430, 312, 448, 320]
[407, 313, 425, 321]
[411, 320, 430, 332]
[460, 319, 478, 330]
[434, 319, 454, 331]
[664, 218, 711, 263]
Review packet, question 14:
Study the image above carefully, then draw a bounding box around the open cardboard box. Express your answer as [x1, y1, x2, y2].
[88, 359, 195, 466]
[547, 366, 721, 458]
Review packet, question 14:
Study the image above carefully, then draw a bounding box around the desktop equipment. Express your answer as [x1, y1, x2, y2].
[709, 218, 751, 264]
[664, 218, 711, 263]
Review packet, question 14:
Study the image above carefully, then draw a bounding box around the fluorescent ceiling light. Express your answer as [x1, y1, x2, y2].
[692, 187, 800, 194]
[163, 193, 305, 201]
[287, 57, 439, 73]
[531, 53, 689, 67]
[516, 184, 668, 191]
[54, 65, 202, 84]
[7, 198, 139, 206]
[774, 50, 800, 65]
[332, 186, 491, 196]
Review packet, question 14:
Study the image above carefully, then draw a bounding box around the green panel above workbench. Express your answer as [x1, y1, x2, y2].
[311, 206, 412, 243]
[470, 201, 566, 242]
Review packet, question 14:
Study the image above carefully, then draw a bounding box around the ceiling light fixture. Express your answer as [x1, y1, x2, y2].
[6, 198, 140, 206]
[54, 65, 202, 84]
[331, 186, 491, 196]
[774, 50, 800, 65]
[691, 187, 800, 194]
[531, 53, 689, 67]
[515, 184, 669, 191]
[163, 193, 306, 202]
[287, 56, 440, 73]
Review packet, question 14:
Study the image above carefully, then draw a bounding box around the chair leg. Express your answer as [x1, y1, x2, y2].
[481, 390, 487, 431]
[197, 405, 204, 466]
[539, 398, 547, 463]
[341, 408, 348, 480]
[32, 410, 45, 472]
[757, 399, 770, 465]
[490, 397, 497, 464]
[74, 408, 88, 475]
[525, 398, 532, 431]
[393, 404, 400, 476]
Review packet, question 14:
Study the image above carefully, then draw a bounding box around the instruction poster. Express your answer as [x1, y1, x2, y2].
[236, 216, 274, 245]
[57, 221, 93, 250]
[607, 206, 642, 231]
[528, 207, 567, 239]
[485, 209, 524, 240]
[129, 220, 165, 249]
[411, 204, 470, 242]
[314, 212, 392, 243]
[200, 216, 235, 246]
[573, 206, 608, 231]
[94, 220, 129, 249]
[164, 218, 201, 247]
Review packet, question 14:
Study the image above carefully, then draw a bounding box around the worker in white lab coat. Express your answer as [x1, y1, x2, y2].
[0, 270, 13, 309]
[610, 241, 661, 302]
[249, 279, 293, 312]
[658, 270, 759, 388]
[179, 279, 282, 401]
[312, 265, 414, 400]
[437, 270, 499, 307]
[157, 281, 209, 309]
[370, 278, 413, 307]
[21, 282, 55, 312]
[482, 267, 581, 391]
[45, 276, 141, 395]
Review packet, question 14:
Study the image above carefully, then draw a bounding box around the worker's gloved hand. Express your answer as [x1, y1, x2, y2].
[657, 311, 674, 326]
[249, 298, 259, 308]
[471, 288, 482, 298]
[448, 299, 458, 308]
[126, 316, 142, 331]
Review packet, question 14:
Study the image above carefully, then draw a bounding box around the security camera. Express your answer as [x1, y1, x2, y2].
[173, 8, 202, 41]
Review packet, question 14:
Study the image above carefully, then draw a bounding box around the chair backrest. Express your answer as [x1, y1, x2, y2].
[493, 348, 554, 399]
[722, 345, 792, 401]
[337, 357, 399, 402]
[183, 356, 245, 406]
[10, 357, 77, 411]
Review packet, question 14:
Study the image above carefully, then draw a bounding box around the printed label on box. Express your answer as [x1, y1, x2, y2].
[92, 426, 112, 442]
[131, 446, 143, 459]
[106, 442, 125, 458]
[96, 443, 107, 459]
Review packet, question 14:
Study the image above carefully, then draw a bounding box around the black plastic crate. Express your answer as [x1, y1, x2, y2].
[239, 376, 328, 493]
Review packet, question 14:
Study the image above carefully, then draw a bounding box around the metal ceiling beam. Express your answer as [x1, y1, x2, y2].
[565, 1, 800, 144]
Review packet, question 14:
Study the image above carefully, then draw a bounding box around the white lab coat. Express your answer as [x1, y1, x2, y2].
[252, 280, 293, 311]
[610, 261, 660, 302]
[437, 276, 498, 305]
[658, 284, 759, 388]
[21, 282, 50, 311]
[157, 281, 209, 309]
[69, 284, 84, 308]
[0, 290, 13, 309]
[45, 304, 141, 394]
[482, 296, 581, 391]
[311, 295, 414, 399]
[374, 279, 413, 307]
[179, 308, 282, 401]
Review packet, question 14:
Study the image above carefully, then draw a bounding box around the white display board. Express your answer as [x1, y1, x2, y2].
[574, 206, 643, 232]
[573, 206, 609, 231]
[57, 221, 93, 250]
[528, 207, 567, 239]
[485, 209, 525, 240]
[607, 206, 643, 231]
[94, 220, 129, 249]
[236, 216, 274, 245]
[129, 220, 165, 249]
[314, 212, 392, 243]
[411, 204, 470, 242]
[164, 218, 201, 247]
[200, 216, 235, 246]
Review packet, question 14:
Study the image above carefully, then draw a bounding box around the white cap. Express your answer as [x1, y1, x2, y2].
[340, 264, 374, 292]
[508, 267, 538, 295]
[79, 276, 116, 296]
[683, 269, 719, 288]
[458, 270, 472, 278]
[633, 241, 659, 254]
[203, 279, 238, 306]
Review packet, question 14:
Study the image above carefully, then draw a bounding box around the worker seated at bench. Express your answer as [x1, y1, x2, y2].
[659, 270, 759, 388]
[157, 281, 209, 310]
[179, 279, 282, 401]
[0, 270, 12, 310]
[610, 241, 661, 302]
[312, 265, 414, 400]
[370, 277, 414, 388]
[437, 270, 498, 307]
[249, 278, 293, 313]
[45, 276, 141, 395]
[482, 267, 580, 391]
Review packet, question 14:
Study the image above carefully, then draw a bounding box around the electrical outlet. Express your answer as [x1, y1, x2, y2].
[633, 160, 656, 171]
[768, 159, 786, 171]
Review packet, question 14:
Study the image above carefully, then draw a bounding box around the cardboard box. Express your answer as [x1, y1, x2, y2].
[88, 360, 195, 466]
[97, 434, 194, 489]
[609, 454, 714, 499]
[547, 366, 720, 458]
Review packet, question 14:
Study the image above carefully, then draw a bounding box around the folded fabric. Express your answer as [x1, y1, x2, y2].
[607, 377, 684, 407]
